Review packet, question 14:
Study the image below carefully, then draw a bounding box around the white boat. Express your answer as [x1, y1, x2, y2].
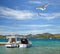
[19, 41, 32, 48]
[5, 36, 18, 48]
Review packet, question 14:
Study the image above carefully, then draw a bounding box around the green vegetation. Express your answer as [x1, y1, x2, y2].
[54, 34, 60, 39]
[0, 35, 6, 38]
[26, 33, 60, 39]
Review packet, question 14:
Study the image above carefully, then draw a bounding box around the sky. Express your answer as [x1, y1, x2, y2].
[0, 0, 60, 35]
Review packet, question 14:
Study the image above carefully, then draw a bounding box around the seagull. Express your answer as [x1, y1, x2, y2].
[36, 3, 48, 10]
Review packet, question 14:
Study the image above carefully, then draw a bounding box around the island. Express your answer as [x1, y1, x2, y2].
[0, 33, 60, 39]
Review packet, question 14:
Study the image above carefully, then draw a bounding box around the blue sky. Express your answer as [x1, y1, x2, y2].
[0, 0, 60, 35]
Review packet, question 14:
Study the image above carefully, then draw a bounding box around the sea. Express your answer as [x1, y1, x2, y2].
[0, 38, 60, 54]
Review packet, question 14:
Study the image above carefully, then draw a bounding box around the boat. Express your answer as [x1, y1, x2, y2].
[18, 38, 32, 48]
[5, 36, 18, 48]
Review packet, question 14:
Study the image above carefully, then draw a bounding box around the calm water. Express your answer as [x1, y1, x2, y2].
[0, 38, 60, 54]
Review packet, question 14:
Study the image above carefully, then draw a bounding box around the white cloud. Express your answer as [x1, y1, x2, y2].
[28, 1, 41, 4]
[0, 25, 60, 35]
[38, 13, 60, 20]
[19, 24, 52, 27]
[14, 28, 60, 35]
[0, 6, 60, 20]
[0, 28, 60, 35]
[0, 24, 52, 30]
[0, 6, 36, 20]
[0, 24, 53, 34]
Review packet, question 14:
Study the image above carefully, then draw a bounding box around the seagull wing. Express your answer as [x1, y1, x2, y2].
[41, 3, 48, 8]
[36, 3, 48, 10]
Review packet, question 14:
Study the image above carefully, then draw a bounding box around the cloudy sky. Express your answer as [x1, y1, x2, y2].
[0, 0, 60, 35]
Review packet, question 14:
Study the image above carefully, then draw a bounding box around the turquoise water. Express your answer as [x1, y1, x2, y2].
[0, 39, 60, 54]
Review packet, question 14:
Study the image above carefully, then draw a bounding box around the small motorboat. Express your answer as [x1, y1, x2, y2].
[18, 38, 32, 48]
[19, 41, 32, 48]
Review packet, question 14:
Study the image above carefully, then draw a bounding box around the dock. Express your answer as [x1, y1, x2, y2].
[0, 42, 7, 46]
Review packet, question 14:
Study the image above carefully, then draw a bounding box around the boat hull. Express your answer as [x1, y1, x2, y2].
[19, 44, 32, 48]
[5, 44, 18, 48]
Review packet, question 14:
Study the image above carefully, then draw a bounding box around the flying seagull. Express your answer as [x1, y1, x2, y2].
[36, 3, 48, 10]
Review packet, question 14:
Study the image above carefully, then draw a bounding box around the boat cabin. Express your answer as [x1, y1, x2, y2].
[7, 36, 16, 44]
[21, 39, 28, 44]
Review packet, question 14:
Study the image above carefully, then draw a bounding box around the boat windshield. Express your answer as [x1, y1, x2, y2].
[21, 39, 28, 44]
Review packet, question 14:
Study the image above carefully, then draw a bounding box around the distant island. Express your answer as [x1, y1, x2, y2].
[0, 33, 60, 39]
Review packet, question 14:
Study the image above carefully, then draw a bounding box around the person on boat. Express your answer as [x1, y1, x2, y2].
[21, 38, 28, 44]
